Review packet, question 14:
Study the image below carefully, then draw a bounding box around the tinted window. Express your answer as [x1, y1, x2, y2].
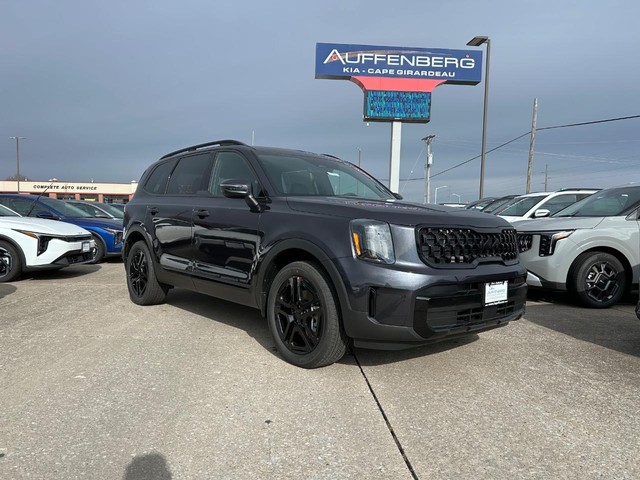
[209, 152, 258, 196]
[166, 154, 212, 195]
[37, 196, 93, 217]
[539, 194, 582, 215]
[0, 203, 20, 216]
[143, 160, 176, 195]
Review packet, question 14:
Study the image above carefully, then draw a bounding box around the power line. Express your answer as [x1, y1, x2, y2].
[430, 113, 640, 179]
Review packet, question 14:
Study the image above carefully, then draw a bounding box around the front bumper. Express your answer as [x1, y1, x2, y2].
[331, 257, 527, 350]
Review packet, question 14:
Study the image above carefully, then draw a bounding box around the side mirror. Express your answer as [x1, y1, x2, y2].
[533, 208, 551, 218]
[220, 179, 261, 212]
[36, 210, 57, 220]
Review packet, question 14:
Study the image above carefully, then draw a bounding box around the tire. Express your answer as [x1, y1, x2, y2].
[90, 234, 105, 264]
[126, 240, 168, 305]
[0, 240, 22, 282]
[569, 252, 626, 308]
[267, 261, 348, 368]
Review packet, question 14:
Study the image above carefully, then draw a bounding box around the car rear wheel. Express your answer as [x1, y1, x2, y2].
[570, 252, 626, 308]
[0, 241, 22, 282]
[126, 241, 168, 305]
[267, 261, 348, 368]
[90, 234, 105, 264]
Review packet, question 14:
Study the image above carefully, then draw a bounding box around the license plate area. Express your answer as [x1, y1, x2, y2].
[484, 281, 508, 306]
[82, 241, 90, 253]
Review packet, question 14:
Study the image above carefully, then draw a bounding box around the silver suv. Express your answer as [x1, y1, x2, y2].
[515, 186, 640, 308]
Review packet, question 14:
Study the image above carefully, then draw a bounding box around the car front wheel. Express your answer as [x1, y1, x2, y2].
[267, 261, 348, 368]
[0, 241, 22, 282]
[570, 252, 626, 308]
[126, 241, 168, 305]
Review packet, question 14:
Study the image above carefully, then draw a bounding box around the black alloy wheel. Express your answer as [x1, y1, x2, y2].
[267, 261, 347, 368]
[0, 241, 22, 282]
[571, 252, 626, 308]
[126, 241, 167, 305]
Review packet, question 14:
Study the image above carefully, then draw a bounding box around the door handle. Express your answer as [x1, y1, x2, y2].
[194, 209, 210, 218]
[148, 207, 159, 215]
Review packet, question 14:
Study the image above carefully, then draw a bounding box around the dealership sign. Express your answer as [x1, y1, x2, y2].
[315, 42, 483, 123]
[315, 43, 482, 85]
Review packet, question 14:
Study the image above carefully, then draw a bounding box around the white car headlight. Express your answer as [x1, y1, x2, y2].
[350, 219, 395, 264]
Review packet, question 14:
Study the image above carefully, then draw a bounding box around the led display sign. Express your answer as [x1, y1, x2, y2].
[364, 91, 431, 123]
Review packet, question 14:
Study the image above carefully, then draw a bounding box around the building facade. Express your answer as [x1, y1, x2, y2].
[0, 180, 138, 203]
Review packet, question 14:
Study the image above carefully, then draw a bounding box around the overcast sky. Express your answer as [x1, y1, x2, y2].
[1, 0, 639, 203]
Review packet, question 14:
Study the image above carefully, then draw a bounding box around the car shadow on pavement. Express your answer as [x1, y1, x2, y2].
[525, 297, 640, 357]
[18, 264, 102, 281]
[165, 288, 277, 355]
[165, 288, 483, 366]
[352, 334, 480, 366]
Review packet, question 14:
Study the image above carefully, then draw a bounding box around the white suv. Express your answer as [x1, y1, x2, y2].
[498, 189, 598, 223]
[0, 204, 96, 282]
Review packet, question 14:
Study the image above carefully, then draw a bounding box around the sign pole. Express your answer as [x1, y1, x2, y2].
[389, 122, 402, 193]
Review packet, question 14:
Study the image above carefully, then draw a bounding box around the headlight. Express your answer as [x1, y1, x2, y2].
[14, 230, 52, 256]
[105, 228, 123, 245]
[539, 230, 573, 256]
[350, 219, 395, 264]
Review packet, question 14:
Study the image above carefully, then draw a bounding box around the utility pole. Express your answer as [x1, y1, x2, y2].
[9, 136, 25, 193]
[421, 135, 435, 204]
[544, 164, 549, 192]
[526, 98, 538, 193]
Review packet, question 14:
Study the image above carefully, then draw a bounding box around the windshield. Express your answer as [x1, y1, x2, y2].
[99, 203, 125, 218]
[554, 186, 640, 217]
[483, 196, 516, 214]
[498, 196, 546, 217]
[38, 196, 93, 218]
[0, 204, 20, 217]
[258, 152, 395, 200]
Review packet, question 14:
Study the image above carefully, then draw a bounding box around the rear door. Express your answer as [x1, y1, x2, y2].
[144, 153, 212, 288]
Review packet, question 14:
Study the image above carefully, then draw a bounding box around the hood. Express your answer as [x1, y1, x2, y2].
[515, 216, 604, 232]
[65, 217, 124, 230]
[286, 197, 514, 229]
[0, 217, 90, 236]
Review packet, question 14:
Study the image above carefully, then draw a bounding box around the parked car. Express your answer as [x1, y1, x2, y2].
[65, 199, 124, 219]
[465, 197, 497, 211]
[516, 185, 640, 308]
[0, 203, 95, 281]
[123, 139, 527, 368]
[498, 189, 598, 223]
[482, 195, 519, 214]
[0, 194, 123, 263]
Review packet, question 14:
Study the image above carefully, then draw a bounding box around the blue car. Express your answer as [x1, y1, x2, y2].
[0, 194, 123, 263]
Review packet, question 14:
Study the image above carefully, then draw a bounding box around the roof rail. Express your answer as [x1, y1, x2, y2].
[160, 140, 248, 160]
[556, 187, 600, 191]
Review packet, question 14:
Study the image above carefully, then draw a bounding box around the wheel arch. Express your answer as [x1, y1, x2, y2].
[256, 239, 350, 322]
[568, 246, 634, 294]
[0, 234, 27, 269]
[123, 223, 152, 263]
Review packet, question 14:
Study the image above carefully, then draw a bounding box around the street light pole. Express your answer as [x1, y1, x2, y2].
[467, 36, 491, 199]
[421, 135, 436, 204]
[356, 147, 361, 167]
[435, 185, 448, 205]
[9, 136, 25, 193]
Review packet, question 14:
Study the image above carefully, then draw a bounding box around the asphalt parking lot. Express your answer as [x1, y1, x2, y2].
[1, 262, 639, 480]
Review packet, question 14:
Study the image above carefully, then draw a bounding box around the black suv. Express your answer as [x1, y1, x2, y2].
[123, 140, 527, 368]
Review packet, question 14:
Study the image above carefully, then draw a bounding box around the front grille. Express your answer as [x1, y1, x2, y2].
[517, 233, 533, 253]
[65, 234, 92, 243]
[417, 227, 518, 266]
[67, 252, 94, 264]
